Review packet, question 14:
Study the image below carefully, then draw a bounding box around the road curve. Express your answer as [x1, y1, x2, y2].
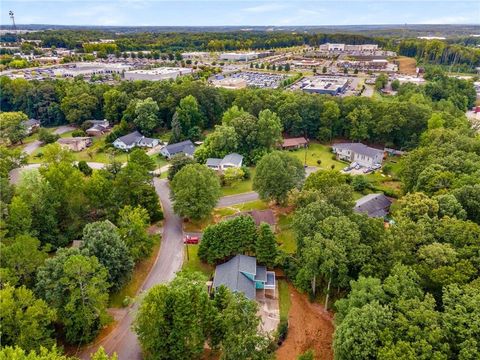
[79, 178, 184, 360]
[23, 125, 77, 155]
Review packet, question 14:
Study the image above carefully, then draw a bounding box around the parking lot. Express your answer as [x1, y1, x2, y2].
[230, 71, 286, 88]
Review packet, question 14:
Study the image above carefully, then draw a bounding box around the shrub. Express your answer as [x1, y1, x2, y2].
[38, 128, 59, 144]
[72, 129, 86, 137]
[276, 319, 289, 346]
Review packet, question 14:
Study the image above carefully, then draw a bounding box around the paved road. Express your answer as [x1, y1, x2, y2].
[79, 178, 184, 360]
[216, 191, 260, 208]
[23, 125, 77, 155]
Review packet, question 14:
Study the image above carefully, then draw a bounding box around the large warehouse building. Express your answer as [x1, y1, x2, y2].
[124, 67, 193, 81]
[300, 77, 349, 95]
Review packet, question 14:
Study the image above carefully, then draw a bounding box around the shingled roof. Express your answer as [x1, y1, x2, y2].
[334, 142, 384, 158]
[354, 193, 392, 218]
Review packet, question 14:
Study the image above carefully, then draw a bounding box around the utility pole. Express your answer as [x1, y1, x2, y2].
[9, 10, 17, 44]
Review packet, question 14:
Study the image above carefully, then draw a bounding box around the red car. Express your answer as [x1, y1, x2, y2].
[184, 235, 199, 244]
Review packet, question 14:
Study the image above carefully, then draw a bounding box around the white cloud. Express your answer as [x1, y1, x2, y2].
[242, 3, 289, 14]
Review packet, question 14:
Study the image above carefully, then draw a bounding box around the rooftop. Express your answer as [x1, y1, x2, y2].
[354, 193, 392, 218]
[116, 131, 143, 146]
[333, 142, 384, 158]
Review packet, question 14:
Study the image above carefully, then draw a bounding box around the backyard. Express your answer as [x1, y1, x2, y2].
[277, 213, 296, 254]
[182, 244, 214, 277]
[220, 168, 255, 196]
[287, 142, 346, 169]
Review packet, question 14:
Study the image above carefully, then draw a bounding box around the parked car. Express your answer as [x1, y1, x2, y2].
[184, 235, 199, 244]
[363, 167, 373, 174]
[343, 166, 351, 172]
[372, 163, 382, 170]
[354, 164, 361, 170]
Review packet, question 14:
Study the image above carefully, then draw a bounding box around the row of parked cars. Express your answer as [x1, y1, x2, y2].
[343, 162, 382, 174]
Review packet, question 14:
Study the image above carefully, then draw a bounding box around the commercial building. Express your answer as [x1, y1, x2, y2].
[124, 67, 193, 81]
[299, 76, 349, 95]
[53, 62, 131, 78]
[220, 52, 259, 61]
[181, 52, 209, 59]
[318, 43, 379, 52]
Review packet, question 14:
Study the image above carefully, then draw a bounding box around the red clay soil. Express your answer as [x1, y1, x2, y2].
[276, 285, 334, 360]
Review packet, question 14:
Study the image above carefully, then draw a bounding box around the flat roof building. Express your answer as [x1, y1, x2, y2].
[211, 77, 247, 89]
[300, 76, 349, 95]
[124, 67, 193, 81]
[220, 52, 259, 61]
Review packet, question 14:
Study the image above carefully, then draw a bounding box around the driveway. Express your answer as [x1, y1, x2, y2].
[23, 125, 77, 155]
[9, 162, 105, 184]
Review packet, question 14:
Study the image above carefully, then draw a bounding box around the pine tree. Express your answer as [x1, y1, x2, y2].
[255, 223, 277, 267]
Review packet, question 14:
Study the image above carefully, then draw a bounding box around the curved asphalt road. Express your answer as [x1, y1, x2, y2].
[23, 125, 77, 155]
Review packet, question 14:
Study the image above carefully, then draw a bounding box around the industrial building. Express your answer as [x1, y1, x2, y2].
[299, 76, 349, 95]
[124, 67, 193, 81]
[318, 43, 379, 52]
[53, 62, 131, 78]
[181, 52, 210, 59]
[220, 52, 260, 61]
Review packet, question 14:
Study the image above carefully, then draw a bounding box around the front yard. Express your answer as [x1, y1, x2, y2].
[182, 244, 214, 277]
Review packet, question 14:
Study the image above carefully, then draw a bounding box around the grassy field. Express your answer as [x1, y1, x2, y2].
[287, 143, 346, 169]
[277, 213, 296, 254]
[278, 280, 292, 321]
[109, 234, 161, 308]
[396, 56, 417, 75]
[182, 244, 214, 277]
[220, 168, 256, 196]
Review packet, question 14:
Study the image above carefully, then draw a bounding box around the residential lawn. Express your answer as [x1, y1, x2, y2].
[221, 168, 255, 196]
[278, 280, 292, 321]
[183, 215, 214, 232]
[59, 130, 75, 138]
[214, 200, 268, 218]
[287, 142, 346, 170]
[109, 234, 161, 308]
[277, 213, 296, 254]
[182, 244, 214, 277]
[153, 155, 168, 168]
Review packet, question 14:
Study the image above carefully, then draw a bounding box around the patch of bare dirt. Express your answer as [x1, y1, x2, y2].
[276, 286, 334, 360]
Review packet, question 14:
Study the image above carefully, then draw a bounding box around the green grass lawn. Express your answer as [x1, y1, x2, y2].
[109, 234, 161, 308]
[221, 168, 255, 196]
[276, 213, 296, 254]
[183, 216, 214, 232]
[182, 244, 214, 277]
[287, 142, 346, 170]
[214, 199, 268, 217]
[278, 280, 292, 321]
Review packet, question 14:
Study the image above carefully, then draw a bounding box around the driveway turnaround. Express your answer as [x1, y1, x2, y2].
[23, 125, 77, 155]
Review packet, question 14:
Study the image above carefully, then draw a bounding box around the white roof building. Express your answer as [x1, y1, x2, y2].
[124, 67, 193, 81]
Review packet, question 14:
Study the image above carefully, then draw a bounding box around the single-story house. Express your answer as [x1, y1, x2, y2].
[57, 137, 92, 152]
[113, 131, 159, 151]
[206, 153, 243, 171]
[354, 193, 392, 218]
[226, 209, 276, 231]
[281, 137, 308, 150]
[85, 120, 110, 136]
[212, 255, 276, 300]
[160, 140, 195, 159]
[332, 142, 384, 167]
[22, 119, 40, 135]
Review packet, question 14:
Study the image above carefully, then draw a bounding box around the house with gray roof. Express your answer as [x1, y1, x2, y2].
[212, 255, 276, 300]
[206, 153, 244, 171]
[354, 193, 392, 218]
[85, 120, 110, 136]
[332, 142, 384, 167]
[22, 118, 40, 135]
[160, 140, 195, 159]
[113, 131, 159, 151]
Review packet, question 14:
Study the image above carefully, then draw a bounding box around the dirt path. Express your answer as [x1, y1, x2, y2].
[276, 286, 334, 360]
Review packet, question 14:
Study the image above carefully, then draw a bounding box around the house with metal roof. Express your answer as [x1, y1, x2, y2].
[212, 255, 276, 300]
[206, 153, 244, 171]
[332, 142, 384, 167]
[354, 193, 392, 218]
[160, 140, 195, 159]
[113, 131, 159, 151]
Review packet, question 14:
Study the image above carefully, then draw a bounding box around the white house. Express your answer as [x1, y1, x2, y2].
[206, 153, 243, 171]
[160, 140, 195, 159]
[332, 143, 384, 167]
[113, 131, 159, 151]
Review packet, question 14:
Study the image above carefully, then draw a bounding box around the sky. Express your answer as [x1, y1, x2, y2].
[1, 0, 479, 27]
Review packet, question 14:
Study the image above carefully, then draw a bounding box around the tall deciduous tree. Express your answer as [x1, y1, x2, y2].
[36, 248, 109, 344]
[0, 284, 56, 352]
[81, 221, 134, 291]
[171, 164, 221, 220]
[255, 223, 277, 267]
[103, 89, 129, 123]
[134, 97, 159, 136]
[253, 151, 305, 205]
[117, 205, 153, 262]
[0, 111, 27, 145]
